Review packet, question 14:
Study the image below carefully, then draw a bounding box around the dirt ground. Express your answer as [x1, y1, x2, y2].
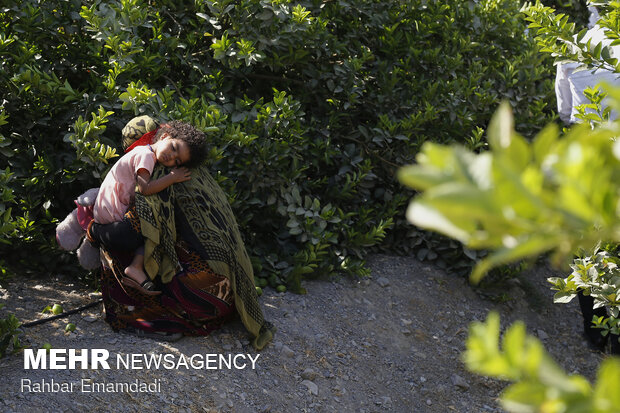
[0, 253, 606, 412]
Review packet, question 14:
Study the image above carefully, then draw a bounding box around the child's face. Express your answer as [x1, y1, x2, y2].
[155, 135, 190, 167]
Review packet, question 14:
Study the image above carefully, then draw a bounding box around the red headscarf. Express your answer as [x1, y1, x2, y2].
[124, 128, 159, 153]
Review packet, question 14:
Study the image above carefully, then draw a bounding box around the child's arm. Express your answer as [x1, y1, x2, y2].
[136, 167, 191, 196]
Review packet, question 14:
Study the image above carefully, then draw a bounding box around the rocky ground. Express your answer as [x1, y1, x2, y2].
[0, 253, 606, 412]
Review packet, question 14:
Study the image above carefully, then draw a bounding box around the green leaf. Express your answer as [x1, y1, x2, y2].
[487, 101, 514, 152]
[470, 236, 560, 284]
[593, 358, 620, 411]
[502, 321, 526, 377]
[553, 291, 577, 304]
[532, 123, 558, 165]
[397, 165, 451, 191]
[406, 200, 472, 244]
[501, 381, 548, 413]
[421, 183, 494, 221]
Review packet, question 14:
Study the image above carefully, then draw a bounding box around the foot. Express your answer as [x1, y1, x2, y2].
[121, 276, 161, 295]
[124, 265, 148, 285]
[122, 266, 160, 295]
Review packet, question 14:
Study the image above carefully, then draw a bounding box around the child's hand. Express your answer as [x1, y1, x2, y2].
[169, 167, 191, 183]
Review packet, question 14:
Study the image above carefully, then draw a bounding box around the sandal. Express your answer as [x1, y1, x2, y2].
[121, 276, 162, 295]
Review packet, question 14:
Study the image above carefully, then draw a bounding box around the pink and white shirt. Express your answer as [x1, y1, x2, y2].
[93, 145, 156, 224]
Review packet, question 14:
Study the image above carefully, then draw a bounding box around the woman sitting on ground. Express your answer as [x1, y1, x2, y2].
[87, 117, 274, 350]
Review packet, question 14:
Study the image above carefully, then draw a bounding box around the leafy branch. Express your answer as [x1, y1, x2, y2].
[399, 95, 620, 283]
[65, 106, 118, 178]
[0, 305, 24, 358]
[465, 312, 620, 413]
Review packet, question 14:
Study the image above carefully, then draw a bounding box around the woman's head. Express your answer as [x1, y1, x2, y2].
[153, 121, 207, 168]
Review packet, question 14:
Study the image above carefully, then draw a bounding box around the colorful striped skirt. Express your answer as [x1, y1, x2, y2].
[98, 209, 236, 336]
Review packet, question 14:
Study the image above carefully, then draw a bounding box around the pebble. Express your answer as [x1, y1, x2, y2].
[376, 277, 390, 287]
[301, 380, 319, 396]
[281, 345, 295, 358]
[301, 368, 318, 381]
[375, 396, 392, 406]
[451, 374, 470, 390]
[537, 329, 549, 340]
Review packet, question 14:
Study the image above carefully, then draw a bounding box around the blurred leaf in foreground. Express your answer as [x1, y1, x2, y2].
[464, 312, 620, 413]
[399, 96, 620, 283]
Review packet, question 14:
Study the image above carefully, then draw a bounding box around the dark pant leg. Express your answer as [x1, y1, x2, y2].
[89, 219, 143, 252]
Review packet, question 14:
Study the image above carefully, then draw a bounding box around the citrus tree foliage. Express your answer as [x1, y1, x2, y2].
[465, 312, 620, 413]
[524, 1, 620, 74]
[0, 0, 557, 288]
[399, 97, 620, 283]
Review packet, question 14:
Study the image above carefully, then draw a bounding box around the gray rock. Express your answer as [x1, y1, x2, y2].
[451, 374, 470, 390]
[537, 329, 549, 340]
[281, 345, 295, 358]
[301, 368, 318, 381]
[376, 277, 390, 287]
[301, 380, 319, 396]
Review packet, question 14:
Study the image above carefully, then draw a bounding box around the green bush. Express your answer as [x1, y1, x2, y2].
[0, 0, 558, 288]
[397, 2, 620, 283]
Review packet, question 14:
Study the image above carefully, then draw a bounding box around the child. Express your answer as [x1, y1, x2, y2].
[93, 121, 207, 294]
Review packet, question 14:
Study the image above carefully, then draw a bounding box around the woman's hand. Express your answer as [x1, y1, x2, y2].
[169, 167, 192, 183]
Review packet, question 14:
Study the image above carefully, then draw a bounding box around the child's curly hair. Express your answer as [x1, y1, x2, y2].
[154, 120, 207, 168]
